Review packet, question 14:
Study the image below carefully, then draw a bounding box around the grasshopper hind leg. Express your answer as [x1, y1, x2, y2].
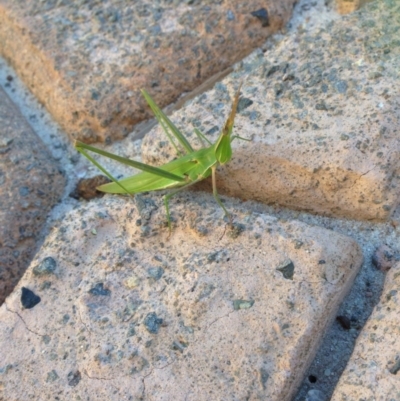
[163, 179, 203, 233]
[163, 167, 231, 234]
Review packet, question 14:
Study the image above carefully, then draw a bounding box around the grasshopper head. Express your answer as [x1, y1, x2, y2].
[214, 83, 242, 165]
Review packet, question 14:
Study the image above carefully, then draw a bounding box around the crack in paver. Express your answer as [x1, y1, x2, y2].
[4, 301, 45, 337]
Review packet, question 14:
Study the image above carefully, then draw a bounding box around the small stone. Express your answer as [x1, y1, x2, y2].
[124, 275, 140, 289]
[33, 257, 57, 276]
[372, 245, 397, 271]
[276, 260, 295, 280]
[206, 126, 219, 136]
[88, 283, 111, 296]
[147, 267, 164, 280]
[144, 312, 163, 334]
[0, 364, 13, 374]
[315, 102, 328, 111]
[294, 240, 304, 249]
[334, 80, 348, 93]
[67, 370, 81, 387]
[19, 187, 29, 197]
[336, 315, 351, 330]
[388, 356, 400, 375]
[291, 94, 304, 109]
[127, 323, 136, 337]
[259, 367, 269, 390]
[233, 299, 255, 310]
[46, 370, 59, 383]
[0, 137, 13, 147]
[21, 287, 41, 309]
[250, 8, 269, 27]
[226, 10, 235, 21]
[42, 335, 51, 344]
[172, 340, 188, 353]
[237, 98, 253, 113]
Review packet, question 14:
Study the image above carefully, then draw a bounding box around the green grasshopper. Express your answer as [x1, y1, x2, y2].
[75, 84, 246, 230]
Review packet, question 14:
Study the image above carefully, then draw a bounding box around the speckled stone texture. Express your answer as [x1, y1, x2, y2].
[0, 87, 65, 305]
[0, 1, 397, 400]
[0, 193, 362, 400]
[331, 261, 400, 401]
[336, 0, 371, 15]
[0, 0, 296, 143]
[143, 0, 400, 222]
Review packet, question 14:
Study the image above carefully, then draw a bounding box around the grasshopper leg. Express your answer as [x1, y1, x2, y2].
[211, 166, 232, 225]
[163, 178, 203, 232]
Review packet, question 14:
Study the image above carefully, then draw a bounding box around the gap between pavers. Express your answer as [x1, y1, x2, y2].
[331, 260, 400, 401]
[0, 86, 65, 305]
[0, 0, 296, 143]
[142, 0, 400, 223]
[0, 193, 362, 400]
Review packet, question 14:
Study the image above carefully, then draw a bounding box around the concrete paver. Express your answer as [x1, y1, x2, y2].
[0, 193, 362, 401]
[331, 261, 400, 401]
[0, 86, 65, 304]
[0, 0, 296, 143]
[143, 0, 400, 222]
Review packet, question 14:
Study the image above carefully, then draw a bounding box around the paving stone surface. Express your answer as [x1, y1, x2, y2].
[0, 86, 65, 305]
[331, 261, 400, 401]
[0, 193, 362, 401]
[142, 0, 400, 222]
[1, 0, 399, 400]
[0, 0, 296, 143]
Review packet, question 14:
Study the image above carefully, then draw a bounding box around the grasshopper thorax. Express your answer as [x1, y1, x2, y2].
[215, 134, 232, 165]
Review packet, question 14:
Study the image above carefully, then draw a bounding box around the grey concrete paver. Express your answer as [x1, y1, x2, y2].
[331, 261, 400, 401]
[0, 0, 296, 143]
[142, 0, 400, 222]
[0, 86, 65, 304]
[0, 193, 362, 401]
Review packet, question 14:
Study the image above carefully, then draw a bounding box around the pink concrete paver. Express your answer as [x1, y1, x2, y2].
[0, 193, 362, 401]
[142, 0, 400, 222]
